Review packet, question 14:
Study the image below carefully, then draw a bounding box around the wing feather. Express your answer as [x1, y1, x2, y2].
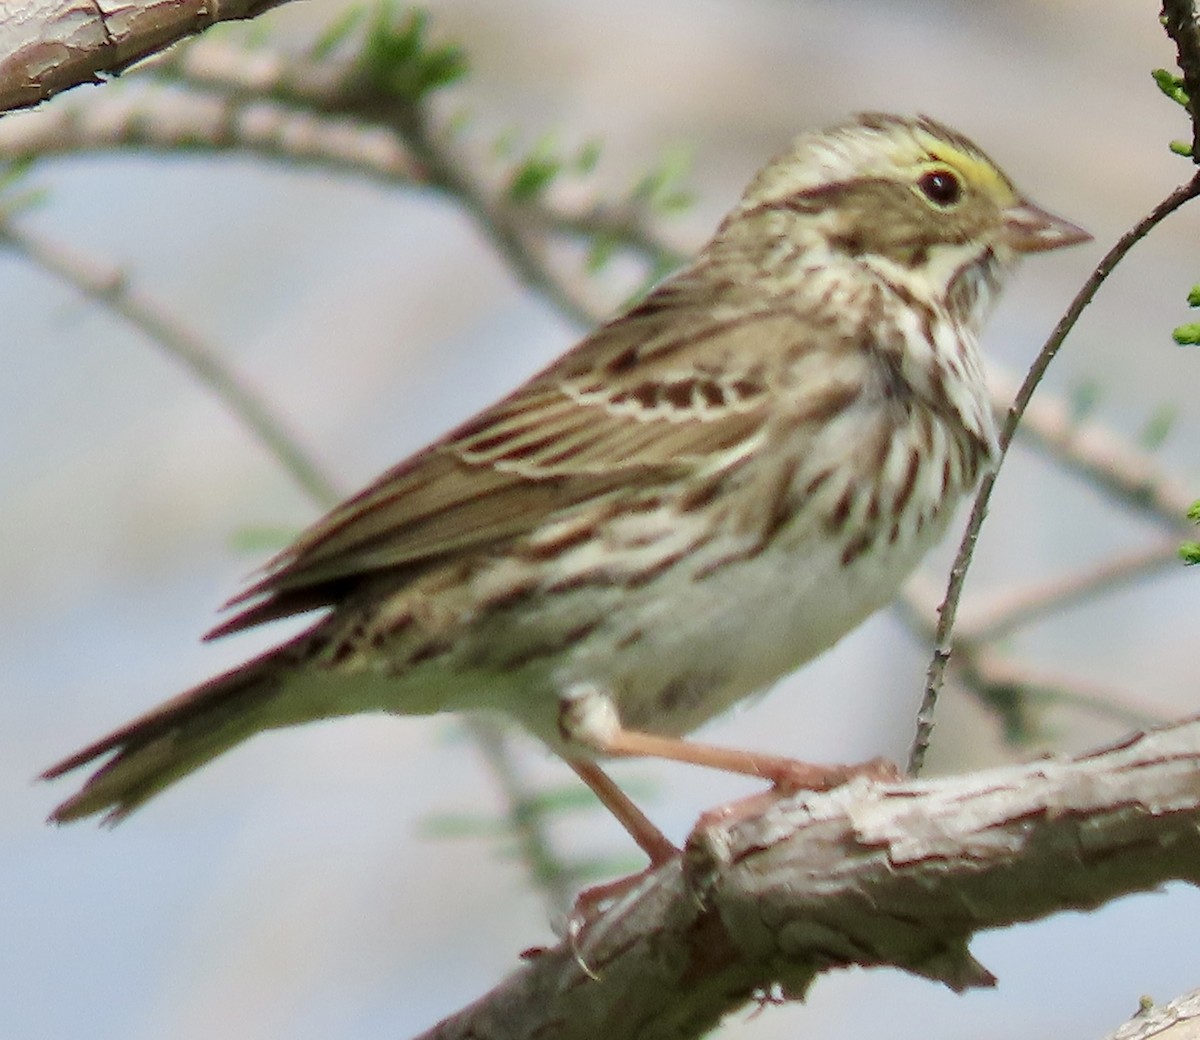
[212, 280, 808, 638]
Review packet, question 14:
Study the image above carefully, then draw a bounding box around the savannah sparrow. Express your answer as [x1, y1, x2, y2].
[43, 113, 1088, 861]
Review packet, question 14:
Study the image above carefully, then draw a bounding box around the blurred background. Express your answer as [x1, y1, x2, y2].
[3, 1, 1199, 1038]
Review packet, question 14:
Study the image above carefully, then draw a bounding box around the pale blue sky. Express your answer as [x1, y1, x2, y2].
[4, 3, 1198, 1039]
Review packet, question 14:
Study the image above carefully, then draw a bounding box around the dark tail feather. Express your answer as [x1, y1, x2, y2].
[41, 642, 302, 825]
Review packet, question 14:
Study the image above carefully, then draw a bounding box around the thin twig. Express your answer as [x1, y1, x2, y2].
[389, 104, 605, 328]
[956, 648, 1167, 735]
[0, 218, 339, 506]
[959, 538, 1184, 643]
[0, 41, 683, 294]
[0, 89, 427, 183]
[908, 172, 1200, 776]
[910, 0, 1200, 761]
[152, 39, 679, 325]
[4, 213, 587, 916]
[1162, 0, 1200, 161]
[988, 367, 1196, 529]
[463, 718, 578, 918]
[895, 569, 1168, 740]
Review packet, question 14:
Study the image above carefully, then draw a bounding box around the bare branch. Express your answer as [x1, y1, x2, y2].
[1110, 991, 1200, 1040]
[990, 367, 1196, 530]
[1162, 0, 1200, 160]
[959, 538, 1183, 642]
[909, 173, 1200, 776]
[1, 213, 591, 913]
[897, 574, 1170, 736]
[0, 217, 339, 506]
[0, 0, 295, 115]
[0, 88, 427, 184]
[419, 718, 1200, 1040]
[461, 717, 579, 919]
[956, 648, 1167, 733]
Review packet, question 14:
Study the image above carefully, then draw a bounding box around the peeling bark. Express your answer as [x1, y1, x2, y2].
[0, 0, 294, 114]
[419, 718, 1200, 1040]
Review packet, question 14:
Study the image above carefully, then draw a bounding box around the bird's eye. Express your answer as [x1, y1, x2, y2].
[917, 168, 962, 207]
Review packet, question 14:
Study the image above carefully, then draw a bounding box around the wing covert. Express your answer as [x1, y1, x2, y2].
[211, 283, 811, 637]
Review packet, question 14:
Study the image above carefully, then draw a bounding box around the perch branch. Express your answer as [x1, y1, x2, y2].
[417, 717, 1200, 1040]
[0, 0, 295, 114]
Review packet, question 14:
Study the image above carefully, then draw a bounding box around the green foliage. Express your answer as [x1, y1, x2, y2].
[507, 141, 562, 203]
[1173, 284, 1200, 344]
[1138, 404, 1177, 449]
[1151, 69, 1193, 157]
[0, 160, 46, 219]
[1067, 378, 1101, 424]
[584, 233, 619, 274]
[631, 145, 695, 214]
[1152, 68, 1190, 107]
[227, 525, 299, 555]
[357, 4, 468, 101]
[587, 147, 696, 286]
[1182, 502, 1200, 565]
[506, 137, 606, 203]
[574, 139, 603, 175]
[311, 5, 367, 60]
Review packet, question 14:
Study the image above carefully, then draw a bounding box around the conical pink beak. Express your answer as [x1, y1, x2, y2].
[1002, 199, 1092, 253]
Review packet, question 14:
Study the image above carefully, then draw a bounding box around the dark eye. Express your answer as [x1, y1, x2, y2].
[917, 168, 962, 207]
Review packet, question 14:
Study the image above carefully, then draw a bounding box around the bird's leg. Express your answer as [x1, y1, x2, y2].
[564, 757, 678, 865]
[559, 683, 899, 797]
[564, 757, 680, 920]
[558, 687, 680, 920]
[558, 684, 899, 918]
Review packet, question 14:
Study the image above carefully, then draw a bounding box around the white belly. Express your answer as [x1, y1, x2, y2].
[337, 406, 985, 753]
[557, 505, 952, 741]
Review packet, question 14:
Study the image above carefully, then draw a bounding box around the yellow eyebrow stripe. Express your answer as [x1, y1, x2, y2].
[919, 137, 1019, 206]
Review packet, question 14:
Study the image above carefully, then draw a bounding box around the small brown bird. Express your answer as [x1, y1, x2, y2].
[43, 114, 1088, 864]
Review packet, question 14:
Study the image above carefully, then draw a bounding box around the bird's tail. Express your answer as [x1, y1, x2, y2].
[41, 641, 304, 825]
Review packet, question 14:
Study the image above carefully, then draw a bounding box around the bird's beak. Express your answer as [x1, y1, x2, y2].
[1002, 199, 1092, 253]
